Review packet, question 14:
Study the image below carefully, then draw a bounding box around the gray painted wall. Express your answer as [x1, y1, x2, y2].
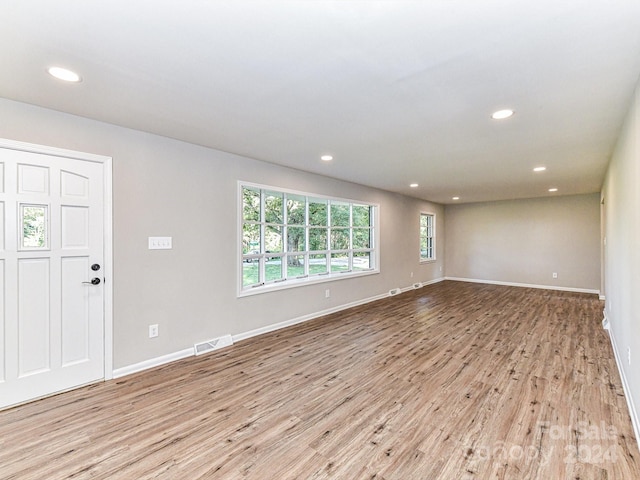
[0, 96, 613, 381]
[444, 194, 601, 291]
[602, 75, 640, 429]
[0, 98, 444, 369]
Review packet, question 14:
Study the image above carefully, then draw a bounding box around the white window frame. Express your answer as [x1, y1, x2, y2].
[419, 212, 436, 263]
[238, 181, 380, 296]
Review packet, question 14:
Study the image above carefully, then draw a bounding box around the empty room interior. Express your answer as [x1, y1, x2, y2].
[1, 1, 640, 479]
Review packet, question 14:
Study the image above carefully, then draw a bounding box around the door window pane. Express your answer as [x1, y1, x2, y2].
[21, 204, 48, 250]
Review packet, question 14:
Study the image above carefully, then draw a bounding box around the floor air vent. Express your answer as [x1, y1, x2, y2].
[389, 287, 401, 296]
[194, 334, 234, 356]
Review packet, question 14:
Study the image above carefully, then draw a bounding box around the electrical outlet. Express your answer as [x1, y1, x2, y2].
[410, 271, 414, 278]
[325, 289, 330, 298]
[149, 324, 159, 338]
[552, 272, 558, 279]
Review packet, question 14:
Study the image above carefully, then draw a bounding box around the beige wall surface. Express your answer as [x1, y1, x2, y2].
[602, 76, 640, 429]
[0, 98, 444, 369]
[444, 194, 601, 291]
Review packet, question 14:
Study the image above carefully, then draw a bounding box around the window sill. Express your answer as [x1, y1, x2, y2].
[238, 268, 379, 297]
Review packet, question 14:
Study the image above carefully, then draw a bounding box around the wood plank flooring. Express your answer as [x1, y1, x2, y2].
[1, 281, 638, 479]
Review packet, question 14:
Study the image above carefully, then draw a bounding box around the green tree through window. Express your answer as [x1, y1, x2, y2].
[241, 184, 377, 291]
[22, 205, 48, 249]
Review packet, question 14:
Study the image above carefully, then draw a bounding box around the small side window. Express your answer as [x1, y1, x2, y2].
[420, 212, 435, 262]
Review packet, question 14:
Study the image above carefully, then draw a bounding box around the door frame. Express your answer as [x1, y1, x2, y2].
[0, 137, 114, 380]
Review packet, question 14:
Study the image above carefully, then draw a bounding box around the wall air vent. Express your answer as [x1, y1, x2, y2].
[194, 334, 234, 356]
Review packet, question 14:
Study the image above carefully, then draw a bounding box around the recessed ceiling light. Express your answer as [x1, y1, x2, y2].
[320, 155, 333, 162]
[491, 109, 514, 120]
[452, 196, 460, 200]
[548, 188, 558, 192]
[409, 183, 419, 188]
[533, 166, 546, 172]
[48, 66, 82, 82]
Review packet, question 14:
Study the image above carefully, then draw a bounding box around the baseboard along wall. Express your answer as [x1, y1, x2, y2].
[445, 276, 600, 296]
[604, 318, 640, 452]
[113, 277, 445, 378]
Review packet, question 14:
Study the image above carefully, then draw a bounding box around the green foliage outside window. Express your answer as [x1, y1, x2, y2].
[241, 185, 376, 289]
[22, 205, 47, 249]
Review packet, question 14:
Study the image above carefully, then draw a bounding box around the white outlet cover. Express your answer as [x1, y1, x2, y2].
[149, 324, 159, 338]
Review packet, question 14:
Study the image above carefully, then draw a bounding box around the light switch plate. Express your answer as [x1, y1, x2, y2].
[149, 236, 172, 249]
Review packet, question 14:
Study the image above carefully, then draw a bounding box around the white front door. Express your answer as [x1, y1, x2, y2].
[0, 145, 106, 409]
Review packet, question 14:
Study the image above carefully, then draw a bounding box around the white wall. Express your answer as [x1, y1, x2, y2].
[0, 98, 444, 369]
[444, 194, 601, 292]
[602, 75, 640, 431]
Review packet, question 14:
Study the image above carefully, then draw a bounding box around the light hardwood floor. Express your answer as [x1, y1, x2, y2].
[1, 281, 639, 479]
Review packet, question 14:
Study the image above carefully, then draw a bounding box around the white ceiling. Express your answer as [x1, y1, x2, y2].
[2, 1, 640, 204]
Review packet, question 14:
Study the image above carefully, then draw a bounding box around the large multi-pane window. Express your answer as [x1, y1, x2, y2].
[420, 212, 435, 262]
[241, 184, 377, 293]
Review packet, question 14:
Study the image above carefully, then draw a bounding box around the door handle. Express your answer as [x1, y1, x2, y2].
[83, 277, 102, 285]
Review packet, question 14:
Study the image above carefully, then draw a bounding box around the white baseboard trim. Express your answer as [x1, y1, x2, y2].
[444, 276, 600, 295]
[605, 327, 640, 452]
[112, 347, 194, 379]
[399, 276, 445, 294]
[233, 277, 444, 343]
[599, 294, 606, 301]
[112, 277, 446, 379]
[232, 293, 387, 343]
